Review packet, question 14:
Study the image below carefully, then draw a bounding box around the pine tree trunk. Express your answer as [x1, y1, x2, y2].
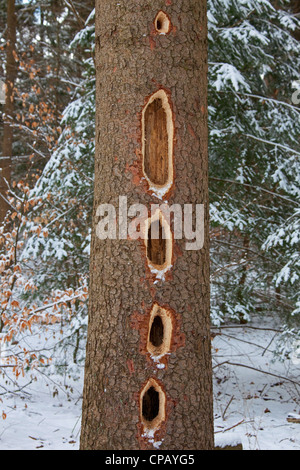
[1, 0, 16, 222]
[80, 0, 214, 450]
[290, 0, 300, 40]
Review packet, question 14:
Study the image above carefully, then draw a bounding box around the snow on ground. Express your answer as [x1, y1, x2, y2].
[0, 373, 82, 450]
[0, 316, 299, 450]
[213, 317, 300, 450]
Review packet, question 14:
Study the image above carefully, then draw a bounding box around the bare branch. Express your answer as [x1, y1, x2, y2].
[213, 361, 300, 387]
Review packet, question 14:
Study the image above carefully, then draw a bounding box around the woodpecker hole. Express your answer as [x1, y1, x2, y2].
[150, 315, 164, 348]
[147, 303, 173, 358]
[142, 386, 159, 422]
[144, 98, 169, 186]
[154, 11, 171, 34]
[142, 89, 174, 195]
[145, 210, 172, 272]
[147, 217, 166, 267]
[140, 378, 166, 431]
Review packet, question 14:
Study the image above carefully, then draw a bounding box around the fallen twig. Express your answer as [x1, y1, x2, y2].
[215, 419, 246, 434]
[213, 361, 300, 387]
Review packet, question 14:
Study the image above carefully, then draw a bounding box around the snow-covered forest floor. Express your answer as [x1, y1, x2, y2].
[0, 316, 299, 450]
[213, 316, 300, 450]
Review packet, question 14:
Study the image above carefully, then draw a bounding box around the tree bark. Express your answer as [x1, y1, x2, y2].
[1, 0, 16, 222]
[291, 0, 300, 41]
[80, 0, 214, 450]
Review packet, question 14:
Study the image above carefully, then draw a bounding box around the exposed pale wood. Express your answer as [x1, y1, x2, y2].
[147, 304, 173, 358]
[140, 378, 166, 432]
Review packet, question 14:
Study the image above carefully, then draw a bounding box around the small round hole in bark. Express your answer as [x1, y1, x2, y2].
[154, 11, 171, 34]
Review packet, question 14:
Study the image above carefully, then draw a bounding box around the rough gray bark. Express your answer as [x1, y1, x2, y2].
[80, 0, 214, 450]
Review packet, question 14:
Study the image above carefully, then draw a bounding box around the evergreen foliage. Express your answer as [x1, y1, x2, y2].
[208, 0, 300, 345]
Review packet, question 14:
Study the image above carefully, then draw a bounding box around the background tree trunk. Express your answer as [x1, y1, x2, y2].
[80, 0, 214, 450]
[291, 0, 300, 40]
[1, 0, 16, 222]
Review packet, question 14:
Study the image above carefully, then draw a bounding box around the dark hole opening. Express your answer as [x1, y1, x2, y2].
[156, 19, 162, 30]
[142, 386, 160, 422]
[147, 219, 166, 267]
[150, 315, 164, 348]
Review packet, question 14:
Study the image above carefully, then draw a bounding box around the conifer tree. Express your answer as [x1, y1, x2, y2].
[1, 0, 16, 222]
[208, 0, 300, 341]
[80, 0, 214, 450]
[15, 0, 300, 382]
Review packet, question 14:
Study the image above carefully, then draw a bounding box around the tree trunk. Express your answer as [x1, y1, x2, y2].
[1, 0, 16, 222]
[291, 0, 300, 41]
[238, 234, 250, 324]
[80, 0, 214, 450]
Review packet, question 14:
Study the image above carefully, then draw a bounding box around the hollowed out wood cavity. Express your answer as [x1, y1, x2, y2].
[150, 316, 164, 347]
[147, 217, 166, 267]
[142, 89, 174, 196]
[154, 11, 171, 34]
[145, 210, 172, 272]
[142, 387, 159, 422]
[140, 378, 166, 431]
[147, 303, 173, 358]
